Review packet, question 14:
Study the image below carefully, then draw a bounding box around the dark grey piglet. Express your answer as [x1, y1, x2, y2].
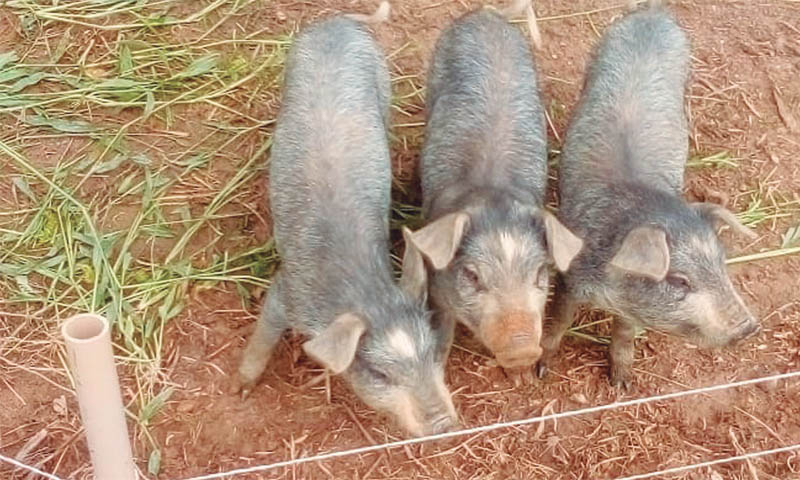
[538, 0, 759, 389]
[401, 2, 583, 379]
[237, 4, 458, 437]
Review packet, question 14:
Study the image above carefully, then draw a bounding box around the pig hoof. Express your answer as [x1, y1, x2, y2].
[506, 367, 536, 387]
[232, 377, 257, 400]
[536, 361, 549, 379]
[240, 387, 253, 400]
[522, 369, 535, 384]
[609, 370, 632, 390]
[506, 369, 523, 387]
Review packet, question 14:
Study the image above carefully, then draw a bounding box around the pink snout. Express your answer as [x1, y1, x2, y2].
[482, 312, 543, 369]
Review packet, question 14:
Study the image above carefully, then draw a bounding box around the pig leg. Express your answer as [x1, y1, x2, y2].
[609, 318, 635, 390]
[506, 366, 537, 387]
[536, 282, 580, 379]
[434, 311, 456, 361]
[236, 270, 288, 399]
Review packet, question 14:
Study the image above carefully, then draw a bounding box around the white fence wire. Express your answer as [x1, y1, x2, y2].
[2, 370, 799, 480]
[0, 452, 63, 480]
[616, 443, 800, 480]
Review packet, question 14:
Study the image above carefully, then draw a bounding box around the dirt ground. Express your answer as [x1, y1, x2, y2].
[2, 0, 800, 479]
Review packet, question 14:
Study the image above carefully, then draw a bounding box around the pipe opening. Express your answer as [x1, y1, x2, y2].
[63, 314, 108, 342]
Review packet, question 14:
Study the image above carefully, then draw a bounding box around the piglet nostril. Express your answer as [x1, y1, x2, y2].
[730, 320, 760, 345]
[496, 347, 542, 368]
[507, 330, 533, 343]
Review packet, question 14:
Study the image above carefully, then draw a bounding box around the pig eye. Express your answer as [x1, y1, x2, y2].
[534, 265, 548, 289]
[372, 370, 391, 384]
[666, 274, 691, 297]
[356, 356, 391, 384]
[462, 265, 485, 292]
[366, 364, 391, 384]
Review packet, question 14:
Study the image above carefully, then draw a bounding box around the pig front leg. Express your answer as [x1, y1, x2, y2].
[537, 279, 580, 379]
[609, 318, 636, 390]
[236, 270, 288, 399]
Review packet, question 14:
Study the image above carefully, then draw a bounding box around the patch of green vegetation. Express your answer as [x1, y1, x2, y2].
[737, 187, 800, 228]
[781, 223, 800, 248]
[687, 151, 739, 169]
[0, 3, 294, 470]
[391, 201, 424, 232]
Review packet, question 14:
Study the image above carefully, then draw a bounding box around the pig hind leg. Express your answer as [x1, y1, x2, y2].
[236, 270, 288, 398]
[537, 276, 580, 379]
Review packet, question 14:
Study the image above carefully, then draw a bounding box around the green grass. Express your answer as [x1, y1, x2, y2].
[736, 186, 800, 228]
[781, 223, 800, 248]
[0, 2, 290, 472]
[389, 53, 427, 156]
[391, 201, 424, 231]
[0, 137, 279, 473]
[567, 316, 612, 344]
[687, 150, 739, 169]
[5, 0, 235, 32]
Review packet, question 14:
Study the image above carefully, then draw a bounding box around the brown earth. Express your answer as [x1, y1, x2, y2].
[2, 1, 800, 479]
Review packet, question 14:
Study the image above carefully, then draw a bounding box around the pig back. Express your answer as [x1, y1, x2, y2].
[269, 17, 393, 273]
[559, 8, 690, 220]
[422, 9, 547, 215]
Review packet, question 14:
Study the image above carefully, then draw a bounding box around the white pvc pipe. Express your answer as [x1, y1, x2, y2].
[62, 314, 136, 480]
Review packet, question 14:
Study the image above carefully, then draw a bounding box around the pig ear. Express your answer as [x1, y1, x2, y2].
[609, 226, 670, 281]
[302, 313, 366, 374]
[400, 212, 470, 301]
[400, 226, 429, 302]
[692, 202, 758, 240]
[542, 211, 584, 272]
